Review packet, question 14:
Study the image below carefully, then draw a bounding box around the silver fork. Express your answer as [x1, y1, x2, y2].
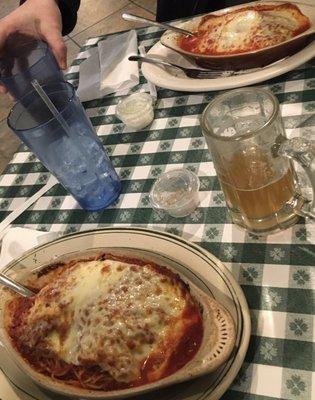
[129, 55, 243, 79]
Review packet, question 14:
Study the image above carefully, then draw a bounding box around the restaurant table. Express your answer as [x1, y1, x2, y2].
[0, 25, 314, 400]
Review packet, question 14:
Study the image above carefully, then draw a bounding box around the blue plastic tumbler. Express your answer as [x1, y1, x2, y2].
[7, 82, 121, 211]
[0, 35, 64, 99]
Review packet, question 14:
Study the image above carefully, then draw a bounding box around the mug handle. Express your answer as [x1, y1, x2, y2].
[279, 137, 315, 219]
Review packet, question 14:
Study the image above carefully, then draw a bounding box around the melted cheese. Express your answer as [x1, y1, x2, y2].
[22, 259, 188, 383]
[179, 3, 311, 55]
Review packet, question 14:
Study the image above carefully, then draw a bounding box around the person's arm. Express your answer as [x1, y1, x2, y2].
[0, 0, 79, 94]
[0, 0, 81, 78]
[20, 0, 81, 36]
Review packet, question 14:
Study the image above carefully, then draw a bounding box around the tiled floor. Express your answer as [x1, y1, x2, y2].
[0, 0, 157, 173]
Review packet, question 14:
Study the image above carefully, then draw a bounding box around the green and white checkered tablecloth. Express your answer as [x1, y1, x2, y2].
[0, 27, 314, 400]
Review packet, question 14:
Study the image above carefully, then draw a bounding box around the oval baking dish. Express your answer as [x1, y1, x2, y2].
[0, 250, 236, 399]
[160, 1, 315, 70]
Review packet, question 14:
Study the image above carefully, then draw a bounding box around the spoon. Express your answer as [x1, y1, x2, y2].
[0, 273, 34, 297]
[122, 13, 195, 37]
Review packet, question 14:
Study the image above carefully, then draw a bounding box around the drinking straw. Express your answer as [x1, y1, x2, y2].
[30, 79, 98, 179]
[31, 79, 73, 137]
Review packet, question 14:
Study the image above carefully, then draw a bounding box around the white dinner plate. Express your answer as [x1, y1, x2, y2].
[142, 1, 315, 92]
[0, 227, 250, 400]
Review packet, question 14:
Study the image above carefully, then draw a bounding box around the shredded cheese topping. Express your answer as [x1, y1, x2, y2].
[19, 259, 192, 383]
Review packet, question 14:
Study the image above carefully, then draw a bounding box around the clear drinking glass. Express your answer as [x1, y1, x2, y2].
[0, 35, 63, 99]
[201, 87, 315, 234]
[8, 82, 121, 211]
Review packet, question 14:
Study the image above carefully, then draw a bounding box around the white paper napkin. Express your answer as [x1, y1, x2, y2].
[0, 228, 58, 270]
[138, 44, 157, 102]
[76, 30, 139, 101]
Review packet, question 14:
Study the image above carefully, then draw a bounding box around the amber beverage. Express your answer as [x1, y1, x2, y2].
[217, 147, 300, 232]
[201, 88, 312, 234]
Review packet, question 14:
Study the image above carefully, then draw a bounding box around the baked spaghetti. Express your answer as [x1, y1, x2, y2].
[4, 254, 203, 391]
[179, 3, 311, 55]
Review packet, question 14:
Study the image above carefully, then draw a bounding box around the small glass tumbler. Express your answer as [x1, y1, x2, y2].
[0, 35, 64, 99]
[8, 82, 121, 211]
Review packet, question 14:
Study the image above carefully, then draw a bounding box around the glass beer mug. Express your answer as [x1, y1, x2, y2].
[201, 88, 315, 234]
